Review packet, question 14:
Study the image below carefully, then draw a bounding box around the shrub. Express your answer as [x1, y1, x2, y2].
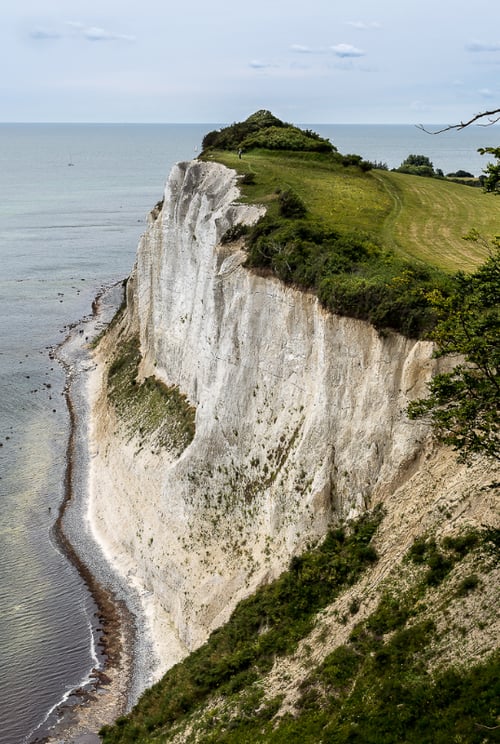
[278, 190, 307, 218]
[396, 154, 439, 178]
[456, 574, 480, 596]
[201, 111, 334, 154]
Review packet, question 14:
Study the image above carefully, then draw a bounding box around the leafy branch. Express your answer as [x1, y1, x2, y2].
[408, 242, 500, 462]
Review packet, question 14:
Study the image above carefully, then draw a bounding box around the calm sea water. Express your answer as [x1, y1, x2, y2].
[0, 122, 497, 744]
[315, 122, 499, 175]
[0, 123, 207, 744]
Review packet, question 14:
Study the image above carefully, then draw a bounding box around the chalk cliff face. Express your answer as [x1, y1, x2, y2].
[89, 160, 439, 680]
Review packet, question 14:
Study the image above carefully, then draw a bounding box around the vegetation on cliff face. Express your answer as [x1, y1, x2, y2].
[100, 510, 499, 744]
[408, 241, 500, 462]
[106, 334, 195, 454]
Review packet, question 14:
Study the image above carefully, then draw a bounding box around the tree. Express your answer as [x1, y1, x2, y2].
[396, 154, 437, 177]
[408, 243, 500, 462]
[478, 146, 500, 193]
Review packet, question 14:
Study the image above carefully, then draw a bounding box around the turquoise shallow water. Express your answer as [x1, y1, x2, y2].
[0, 121, 496, 743]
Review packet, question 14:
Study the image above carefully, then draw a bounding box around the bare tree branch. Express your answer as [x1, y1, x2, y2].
[417, 109, 500, 134]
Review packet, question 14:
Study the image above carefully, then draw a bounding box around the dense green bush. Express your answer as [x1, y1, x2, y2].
[408, 245, 500, 461]
[395, 153, 440, 178]
[241, 125, 333, 153]
[278, 189, 307, 218]
[245, 215, 449, 338]
[201, 110, 334, 154]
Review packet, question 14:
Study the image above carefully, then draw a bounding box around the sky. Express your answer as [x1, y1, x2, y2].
[2, 0, 500, 124]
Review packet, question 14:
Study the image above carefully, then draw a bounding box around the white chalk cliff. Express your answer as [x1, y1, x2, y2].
[88, 160, 442, 683]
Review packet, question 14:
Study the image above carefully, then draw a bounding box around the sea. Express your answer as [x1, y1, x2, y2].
[0, 121, 498, 744]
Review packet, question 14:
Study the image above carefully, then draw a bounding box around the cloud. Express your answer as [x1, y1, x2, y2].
[331, 43, 365, 58]
[479, 88, 495, 98]
[345, 21, 381, 30]
[290, 44, 315, 54]
[80, 26, 135, 42]
[29, 28, 62, 40]
[466, 41, 500, 53]
[29, 21, 135, 43]
[249, 59, 274, 69]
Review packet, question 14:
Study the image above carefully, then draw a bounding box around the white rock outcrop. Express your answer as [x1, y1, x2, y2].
[88, 160, 438, 682]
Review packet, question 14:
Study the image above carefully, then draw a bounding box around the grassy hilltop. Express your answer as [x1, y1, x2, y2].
[100, 114, 499, 743]
[198, 111, 500, 339]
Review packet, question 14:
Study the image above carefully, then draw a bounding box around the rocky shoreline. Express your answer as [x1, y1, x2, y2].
[30, 284, 134, 744]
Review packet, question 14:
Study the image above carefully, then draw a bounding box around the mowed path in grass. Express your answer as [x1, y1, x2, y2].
[374, 170, 500, 271]
[211, 150, 500, 273]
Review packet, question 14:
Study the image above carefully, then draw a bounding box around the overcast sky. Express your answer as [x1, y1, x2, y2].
[2, 0, 499, 124]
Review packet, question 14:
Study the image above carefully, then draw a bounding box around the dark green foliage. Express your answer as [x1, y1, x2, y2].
[278, 190, 307, 218]
[481, 526, 500, 559]
[241, 125, 333, 153]
[315, 645, 362, 690]
[455, 574, 480, 596]
[442, 530, 480, 556]
[201, 110, 334, 154]
[408, 245, 500, 461]
[220, 223, 250, 244]
[245, 215, 449, 338]
[341, 153, 373, 171]
[425, 550, 454, 586]
[447, 169, 474, 178]
[239, 171, 256, 184]
[407, 530, 488, 589]
[396, 153, 440, 178]
[478, 146, 500, 192]
[99, 509, 383, 743]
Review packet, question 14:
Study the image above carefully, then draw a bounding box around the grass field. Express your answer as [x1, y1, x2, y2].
[207, 150, 500, 273]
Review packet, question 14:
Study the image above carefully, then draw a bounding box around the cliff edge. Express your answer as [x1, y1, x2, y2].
[88, 159, 498, 694]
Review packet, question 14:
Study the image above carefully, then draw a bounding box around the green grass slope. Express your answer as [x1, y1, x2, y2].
[202, 147, 500, 338]
[210, 149, 499, 272]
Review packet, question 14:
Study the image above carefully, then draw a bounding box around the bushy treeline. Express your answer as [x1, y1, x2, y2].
[243, 209, 450, 339]
[395, 154, 443, 178]
[202, 110, 334, 154]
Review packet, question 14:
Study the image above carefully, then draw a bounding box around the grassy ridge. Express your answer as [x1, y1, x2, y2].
[209, 149, 499, 272]
[203, 148, 500, 338]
